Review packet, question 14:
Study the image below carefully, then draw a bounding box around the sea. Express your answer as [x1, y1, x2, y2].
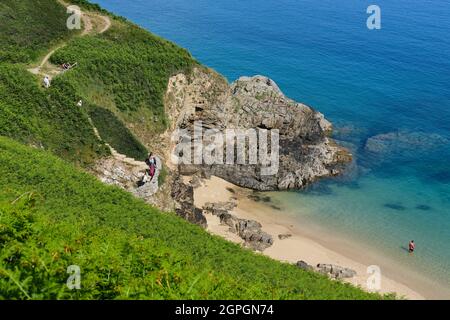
[92, 0, 450, 297]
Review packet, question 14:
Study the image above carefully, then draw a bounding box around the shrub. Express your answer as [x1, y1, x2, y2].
[88, 105, 148, 161]
[0, 0, 75, 64]
[0, 64, 109, 165]
[0, 137, 386, 300]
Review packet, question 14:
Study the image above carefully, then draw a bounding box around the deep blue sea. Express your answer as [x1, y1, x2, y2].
[92, 0, 450, 295]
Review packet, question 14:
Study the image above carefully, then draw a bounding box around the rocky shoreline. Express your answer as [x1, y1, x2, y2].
[166, 69, 352, 191]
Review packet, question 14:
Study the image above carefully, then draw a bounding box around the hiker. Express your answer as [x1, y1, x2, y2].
[77, 100, 83, 107]
[43, 76, 50, 88]
[62, 63, 70, 70]
[408, 240, 415, 254]
[145, 153, 157, 182]
[149, 161, 156, 182]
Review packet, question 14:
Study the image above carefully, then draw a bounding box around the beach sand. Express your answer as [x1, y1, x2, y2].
[193, 175, 430, 300]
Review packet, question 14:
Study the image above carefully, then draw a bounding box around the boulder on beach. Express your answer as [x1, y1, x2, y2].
[317, 263, 357, 279]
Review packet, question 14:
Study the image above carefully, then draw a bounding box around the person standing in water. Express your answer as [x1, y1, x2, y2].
[408, 240, 415, 254]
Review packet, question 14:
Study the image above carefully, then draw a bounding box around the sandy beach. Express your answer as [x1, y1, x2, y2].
[193, 175, 433, 300]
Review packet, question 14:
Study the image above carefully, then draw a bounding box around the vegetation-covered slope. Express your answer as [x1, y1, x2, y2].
[0, 0, 75, 64]
[0, 0, 386, 300]
[0, 64, 108, 165]
[0, 137, 384, 299]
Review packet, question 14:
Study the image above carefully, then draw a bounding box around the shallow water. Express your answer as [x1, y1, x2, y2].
[93, 0, 450, 296]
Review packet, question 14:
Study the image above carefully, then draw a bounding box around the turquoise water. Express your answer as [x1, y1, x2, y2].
[93, 0, 450, 293]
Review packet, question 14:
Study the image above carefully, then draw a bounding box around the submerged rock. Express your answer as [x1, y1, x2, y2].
[416, 204, 432, 211]
[384, 203, 407, 211]
[365, 131, 448, 155]
[278, 233, 292, 240]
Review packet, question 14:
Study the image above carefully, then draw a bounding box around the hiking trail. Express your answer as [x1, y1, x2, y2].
[88, 117, 161, 195]
[28, 0, 111, 79]
[28, 1, 160, 195]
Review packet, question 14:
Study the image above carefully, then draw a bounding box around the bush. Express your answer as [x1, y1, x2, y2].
[88, 105, 148, 161]
[0, 64, 109, 165]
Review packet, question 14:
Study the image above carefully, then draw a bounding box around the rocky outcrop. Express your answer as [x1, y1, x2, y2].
[92, 153, 166, 207]
[171, 174, 207, 228]
[165, 68, 351, 191]
[203, 201, 273, 251]
[317, 263, 357, 279]
[203, 201, 237, 212]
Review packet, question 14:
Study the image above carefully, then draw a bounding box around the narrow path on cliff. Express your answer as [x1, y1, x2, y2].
[27, 0, 111, 79]
[87, 116, 160, 194]
[28, 1, 160, 194]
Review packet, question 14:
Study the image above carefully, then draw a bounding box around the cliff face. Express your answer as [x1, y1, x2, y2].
[165, 68, 351, 191]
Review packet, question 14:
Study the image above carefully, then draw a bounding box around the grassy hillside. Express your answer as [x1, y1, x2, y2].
[0, 64, 109, 165]
[0, 0, 75, 64]
[1, 0, 195, 160]
[0, 0, 110, 165]
[0, 137, 385, 299]
[51, 17, 197, 136]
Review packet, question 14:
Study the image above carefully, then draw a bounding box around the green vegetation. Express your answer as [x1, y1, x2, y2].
[63, 0, 106, 13]
[51, 19, 197, 135]
[0, 0, 388, 300]
[88, 106, 148, 161]
[0, 64, 109, 165]
[157, 166, 168, 186]
[0, 137, 385, 299]
[0, 0, 75, 64]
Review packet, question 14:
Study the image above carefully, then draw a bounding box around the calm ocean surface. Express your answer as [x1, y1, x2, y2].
[93, 0, 450, 292]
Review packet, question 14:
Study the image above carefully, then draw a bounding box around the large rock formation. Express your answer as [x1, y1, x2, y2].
[171, 174, 207, 228]
[165, 68, 351, 191]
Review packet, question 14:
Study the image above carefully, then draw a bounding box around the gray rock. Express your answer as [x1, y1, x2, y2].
[317, 263, 356, 279]
[365, 131, 448, 155]
[171, 174, 207, 228]
[203, 201, 237, 213]
[205, 201, 273, 251]
[296, 260, 313, 271]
